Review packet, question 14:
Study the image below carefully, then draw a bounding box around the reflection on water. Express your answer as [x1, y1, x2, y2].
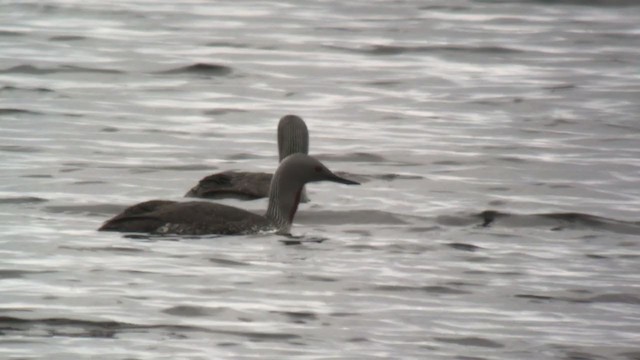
[1, 0, 639, 359]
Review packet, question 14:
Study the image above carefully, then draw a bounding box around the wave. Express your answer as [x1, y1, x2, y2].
[0, 197, 48, 205]
[0, 315, 301, 340]
[440, 210, 640, 235]
[325, 44, 525, 56]
[486, 0, 640, 6]
[156, 63, 233, 76]
[0, 65, 123, 75]
[0, 108, 43, 115]
[0, 85, 53, 93]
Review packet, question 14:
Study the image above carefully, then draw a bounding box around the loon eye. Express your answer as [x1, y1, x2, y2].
[314, 165, 323, 173]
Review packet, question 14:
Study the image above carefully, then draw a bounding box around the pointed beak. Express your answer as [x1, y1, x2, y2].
[327, 172, 360, 185]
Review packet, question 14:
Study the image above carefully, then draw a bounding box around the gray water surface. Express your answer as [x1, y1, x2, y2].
[1, 0, 639, 359]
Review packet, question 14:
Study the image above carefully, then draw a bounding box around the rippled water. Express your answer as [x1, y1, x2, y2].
[1, 0, 640, 359]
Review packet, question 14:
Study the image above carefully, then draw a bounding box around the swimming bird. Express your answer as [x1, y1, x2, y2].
[184, 114, 309, 201]
[99, 154, 359, 235]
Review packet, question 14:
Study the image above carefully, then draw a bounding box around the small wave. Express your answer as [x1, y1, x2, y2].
[0, 316, 208, 339]
[0, 196, 47, 205]
[434, 336, 504, 348]
[0, 145, 42, 153]
[156, 63, 233, 76]
[0, 64, 123, 75]
[208, 257, 250, 266]
[0, 269, 53, 279]
[516, 292, 640, 304]
[162, 305, 222, 317]
[0, 85, 53, 93]
[326, 44, 524, 56]
[0, 30, 24, 37]
[58, 245, 144, 253]
[0, 108, 43, 116]
[271, 310, 318, 322]
[446, 242, 482, 252]
[447, 210, 640, 235]
[49, 35, 86, 41]
[373, 284, 471, 295]
[497, 0, 640, 6]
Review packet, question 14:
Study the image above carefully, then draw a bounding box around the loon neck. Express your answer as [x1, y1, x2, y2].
[278, 115, 309, 162]
[265, 173, 303, 234]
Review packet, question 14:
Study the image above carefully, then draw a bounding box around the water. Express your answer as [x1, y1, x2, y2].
[1, 0, 640, 359]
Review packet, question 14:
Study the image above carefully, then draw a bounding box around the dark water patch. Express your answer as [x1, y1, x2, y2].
[0, 108, 43, 116]
[515, 294, 557, 302]
[344, 244, 381, 251]
[517, 292, 640, 305]
[0, 30, 24, 37]
[73, 180, 107, 185]
[497, 156, 526, 163]
[373, 284, 471, 295]
[476, 210, 640, 235]
[343, 229, 372, 236]
[205, 41, 275, 50]
[544, 84, 577, 92]
[436, 214, 480, 227]
[21, 174, 53, 178]
[279, 237, 327, 246]
[406, 226, 441, 232]
[143, 128, 192, 135]
[432, 160, 463, 166]
[499, 0, 640, 6]
[586, 254, 608, 259]
[0, 64, 123, 74]
[369, 173, 424, 181]
[347, 336, 370, 343]
[326, 44, 524, 56]
[367, 79, 403, 87]
[0, 145, 42, 153]
[0, 269, 53, 279]
[100, 127, 119, 132]
[582, 293, 640, 305]
[271, 311, 318, 322]
[156, 63, 233, 76]
[295, 210, 408, 225]
[2, 85, 36, 92]
[562, 350, 606, 360]
[619, 254, 640, 259]
[208, 257, 250, 266]
[0, 316, 213, 339]
[58, 245, 144, 253]
[162, 305, 222, 317]
[446, 243, 482, 252]
[465, 270, 524, 277]
[204, 108, 247, 116]
[304, 275, 338, 282]
[434, 336, 504, 348]
[49, 35, 86, 41]
[0, 197, 47, 205]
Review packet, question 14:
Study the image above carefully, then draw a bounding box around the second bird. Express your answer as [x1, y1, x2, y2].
[185, 114, 310, 201]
